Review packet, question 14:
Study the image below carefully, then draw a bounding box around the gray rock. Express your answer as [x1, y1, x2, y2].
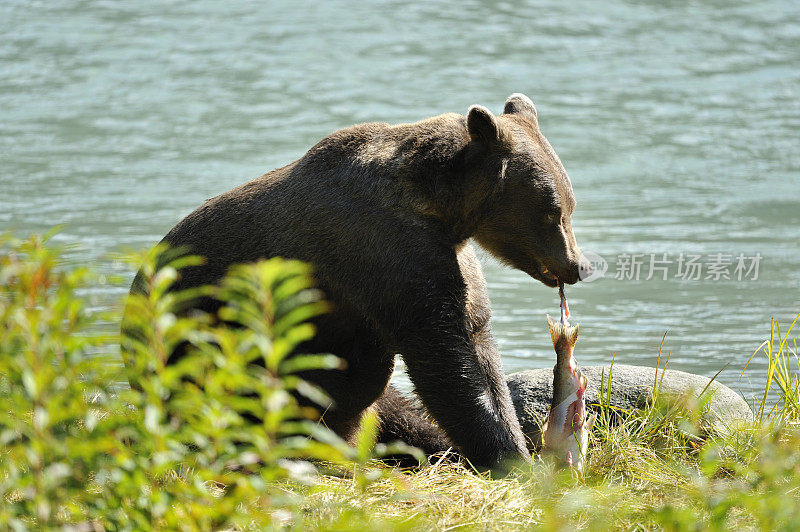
[507, 364, 753, 449]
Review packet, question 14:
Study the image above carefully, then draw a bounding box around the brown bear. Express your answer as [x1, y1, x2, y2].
[128, 93, 589, 471]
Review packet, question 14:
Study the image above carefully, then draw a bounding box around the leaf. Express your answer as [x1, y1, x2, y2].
[279, 353, 344, 375]
[355, 410, 380, 463]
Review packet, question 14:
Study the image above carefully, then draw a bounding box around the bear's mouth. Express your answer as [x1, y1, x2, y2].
[532, 260, 559, 287]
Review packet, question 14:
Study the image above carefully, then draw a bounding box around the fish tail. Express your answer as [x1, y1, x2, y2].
[547, 314, 579, 346]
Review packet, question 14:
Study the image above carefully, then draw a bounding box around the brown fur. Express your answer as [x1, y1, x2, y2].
[127, 93, 590, 471]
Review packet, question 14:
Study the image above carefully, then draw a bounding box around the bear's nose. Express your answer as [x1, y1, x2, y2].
[577, 254, 593, 282]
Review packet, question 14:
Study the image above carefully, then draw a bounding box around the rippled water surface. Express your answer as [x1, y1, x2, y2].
[2, 1, 799, 399]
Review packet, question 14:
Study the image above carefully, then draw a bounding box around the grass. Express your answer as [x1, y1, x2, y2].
[296, 315, 800, 531]
[1, 231, 799, 530]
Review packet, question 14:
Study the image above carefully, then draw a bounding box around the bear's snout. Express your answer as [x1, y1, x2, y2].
[576, 254, 593, 282]
[553, 254, 591, 285]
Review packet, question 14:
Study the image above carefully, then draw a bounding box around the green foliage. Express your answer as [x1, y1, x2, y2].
[2, 231, 800, 530]
[0, 232, 120, 529]
[743, 313, 800, 422]
[0, 234, 405, 530]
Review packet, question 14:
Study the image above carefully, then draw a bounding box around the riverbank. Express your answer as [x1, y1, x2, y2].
[302, 332, 800, 531]
[302, 396, 799, 530]
[1, 234, 797, 529]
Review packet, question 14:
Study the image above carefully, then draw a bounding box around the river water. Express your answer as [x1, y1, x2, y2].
[2, 1, 799, 400]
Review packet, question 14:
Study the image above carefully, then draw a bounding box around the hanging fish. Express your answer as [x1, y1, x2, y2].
[542, 284, 595, 470]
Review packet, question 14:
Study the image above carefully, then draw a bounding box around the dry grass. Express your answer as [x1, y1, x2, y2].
[298, 422, 766, 531]
[297, 315, 800, 532]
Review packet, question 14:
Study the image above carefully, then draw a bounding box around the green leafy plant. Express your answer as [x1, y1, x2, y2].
[0, 232, 119, 529]
[3, 231, 800, 531]
[743, 313, 800, 423]
[0, 233, 413, 530]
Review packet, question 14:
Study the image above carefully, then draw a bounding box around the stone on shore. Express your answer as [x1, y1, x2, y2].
[507, 364, 753, 449]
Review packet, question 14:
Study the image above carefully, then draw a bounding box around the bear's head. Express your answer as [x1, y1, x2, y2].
[466, 93, 590, 287]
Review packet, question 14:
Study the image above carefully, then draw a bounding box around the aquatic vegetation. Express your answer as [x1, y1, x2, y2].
[1, 232, 799, 530]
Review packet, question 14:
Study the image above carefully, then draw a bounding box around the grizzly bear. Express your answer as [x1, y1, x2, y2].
[128, 93, 589, 471]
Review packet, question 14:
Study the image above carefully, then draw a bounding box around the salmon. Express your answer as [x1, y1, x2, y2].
[542, 284, 595, 470]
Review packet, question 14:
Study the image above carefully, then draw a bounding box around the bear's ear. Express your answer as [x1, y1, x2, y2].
[467, 105, 508, 147]
[503, 93, 537, 121]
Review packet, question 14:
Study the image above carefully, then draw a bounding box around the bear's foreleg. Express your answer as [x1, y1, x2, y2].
[397, 315, 530, 472]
